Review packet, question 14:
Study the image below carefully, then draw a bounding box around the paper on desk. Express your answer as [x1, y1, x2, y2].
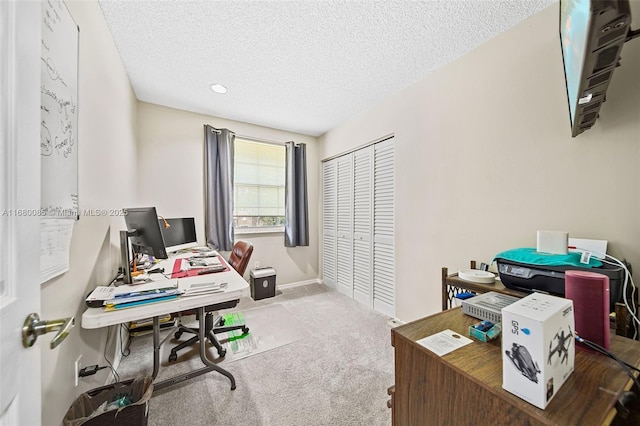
[86, 286, 116, 301]
[416, 329, 473, 357]
[182, 281, 227, 296]
[114, 280, 178, 295]
[86, 280, 179, 301]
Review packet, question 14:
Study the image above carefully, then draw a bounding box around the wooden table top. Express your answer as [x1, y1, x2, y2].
[392, 308, 640, 425]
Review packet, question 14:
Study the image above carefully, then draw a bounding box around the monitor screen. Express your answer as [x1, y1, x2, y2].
[123, 207, 168, 259]
[160, 217, 197, 252]
[560, 0, 591, 128]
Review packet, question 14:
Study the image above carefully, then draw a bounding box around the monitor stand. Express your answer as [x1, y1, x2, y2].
[120, 230, 133, 284]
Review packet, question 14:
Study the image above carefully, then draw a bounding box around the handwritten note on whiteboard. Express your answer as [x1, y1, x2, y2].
[41, 0, 78, 218]
[40, 0, 78, 283]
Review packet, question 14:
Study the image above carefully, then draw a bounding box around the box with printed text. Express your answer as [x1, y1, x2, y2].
[501, 292, 575, 409]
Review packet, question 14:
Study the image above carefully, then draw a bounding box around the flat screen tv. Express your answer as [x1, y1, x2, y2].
[559, 0, 632, 137]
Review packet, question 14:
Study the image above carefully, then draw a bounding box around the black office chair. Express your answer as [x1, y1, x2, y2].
[168, 241, 254, 361]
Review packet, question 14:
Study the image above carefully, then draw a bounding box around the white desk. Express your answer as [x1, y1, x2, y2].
[82, 252, 250, 392]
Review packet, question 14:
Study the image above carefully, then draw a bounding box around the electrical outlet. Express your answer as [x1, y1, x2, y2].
[74, 354, 82, 387]
[254, 261, 260, 269]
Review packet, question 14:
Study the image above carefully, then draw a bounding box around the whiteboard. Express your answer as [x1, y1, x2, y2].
[40, 0, 78, 283]
[41, 0, 78, 218]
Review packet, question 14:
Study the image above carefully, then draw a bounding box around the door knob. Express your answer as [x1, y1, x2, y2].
[22, 313, 74, 349]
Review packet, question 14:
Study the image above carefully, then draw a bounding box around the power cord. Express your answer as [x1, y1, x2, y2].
[104, 326, 120, 383]
[78, 365, 109, 377]
[119, 323, 131, 357]
[577, 334, 640, 420]
[575, 335, 640, 391]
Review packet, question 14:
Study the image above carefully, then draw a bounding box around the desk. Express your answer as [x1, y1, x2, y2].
[82, 252, 250, 392]
[388, 308, 640, 425]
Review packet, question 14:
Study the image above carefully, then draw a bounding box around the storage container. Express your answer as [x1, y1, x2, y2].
[63, 376, 152, 426]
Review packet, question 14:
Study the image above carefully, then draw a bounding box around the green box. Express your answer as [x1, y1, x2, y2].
[469, 322, 501, 342]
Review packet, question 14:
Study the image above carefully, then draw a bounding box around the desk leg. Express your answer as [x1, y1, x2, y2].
[197, 306, 237, 390]
[152, 316, 160, 379]
[150, 311, 237, 394]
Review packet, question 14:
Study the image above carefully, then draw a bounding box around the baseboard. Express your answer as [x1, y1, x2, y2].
[277, 278, 322, 290]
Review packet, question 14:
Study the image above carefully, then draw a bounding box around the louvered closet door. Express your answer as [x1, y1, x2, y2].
[373, 138, 395, 317]
[322, 160, 337, 289]
[352, 146, 373, 307]
[336, 154, 354, 298]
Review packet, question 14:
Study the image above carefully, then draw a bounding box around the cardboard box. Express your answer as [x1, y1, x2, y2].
[501, 293, 575, 409]
[469, 321, 501, 342]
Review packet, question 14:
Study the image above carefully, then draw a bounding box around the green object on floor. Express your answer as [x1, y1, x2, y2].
[223, 312, 249, 350]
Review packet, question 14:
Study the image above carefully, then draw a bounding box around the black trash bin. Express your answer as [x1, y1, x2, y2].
[63, 376, 153, 426]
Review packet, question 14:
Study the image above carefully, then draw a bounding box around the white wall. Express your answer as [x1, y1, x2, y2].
[319, 4, 640, 322]
[39, 1, 138, 424]
[136, 102, 319, 285]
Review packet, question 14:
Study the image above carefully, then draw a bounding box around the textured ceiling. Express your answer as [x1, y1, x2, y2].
[98, 0, 556, 137]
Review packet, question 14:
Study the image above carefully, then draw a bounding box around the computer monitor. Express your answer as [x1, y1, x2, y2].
[121, 207, 168, 283]
[160, 217, 198, 253]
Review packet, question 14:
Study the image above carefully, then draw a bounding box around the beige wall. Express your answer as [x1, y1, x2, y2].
[36, 3, 319, 423]
[136, 102, 319, 285]
[39, 1, 139, 424]
[319, 4, 640, 322]
[34, 1, 639, 424]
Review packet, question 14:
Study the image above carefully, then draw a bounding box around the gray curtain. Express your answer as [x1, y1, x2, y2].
[284, 141, 309, 247]
[204, 125, 235, 251]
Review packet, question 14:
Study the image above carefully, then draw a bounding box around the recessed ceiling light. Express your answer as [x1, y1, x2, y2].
[210, 84, 227, 94]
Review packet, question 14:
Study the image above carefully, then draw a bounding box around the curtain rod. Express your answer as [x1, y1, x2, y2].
[235, 134, 288, 146]
[321, 133, 393, 163]
[208, 125, 235, 136]
[208, 127, 298, 146]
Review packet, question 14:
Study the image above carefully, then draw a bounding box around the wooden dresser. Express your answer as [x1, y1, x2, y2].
[388, 308, 640, 426]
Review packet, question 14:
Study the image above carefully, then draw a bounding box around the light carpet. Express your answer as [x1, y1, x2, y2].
[116, 284, 395, 426]
[221, 303, 310, 362]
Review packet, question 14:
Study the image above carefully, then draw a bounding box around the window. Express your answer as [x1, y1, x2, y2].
[233, 138, 286, 230]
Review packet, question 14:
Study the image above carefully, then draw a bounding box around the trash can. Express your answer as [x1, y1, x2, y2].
[250, 267, 276, 300]
[63, 376, 153, 426]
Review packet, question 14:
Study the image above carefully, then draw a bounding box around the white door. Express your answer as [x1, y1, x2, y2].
[0, 1, 43, 425]
[373, 138, 395, 317]
[352, 146, 373, 307]
[336, 154, 353, 298]
[321, 160, 337, 289]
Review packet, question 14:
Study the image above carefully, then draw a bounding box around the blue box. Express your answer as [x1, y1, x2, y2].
[469, 321, 501, 342]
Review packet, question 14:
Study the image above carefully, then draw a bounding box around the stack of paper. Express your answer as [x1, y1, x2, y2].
[86, 280, 183, 310]
[183, 281, 227, 297]
[128, 314, 175, 336]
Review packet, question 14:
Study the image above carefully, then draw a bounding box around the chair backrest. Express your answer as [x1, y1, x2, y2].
[228, 240, 254, 276]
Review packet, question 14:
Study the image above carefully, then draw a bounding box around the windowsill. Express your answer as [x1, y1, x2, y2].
[235, 226, 284, 235]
